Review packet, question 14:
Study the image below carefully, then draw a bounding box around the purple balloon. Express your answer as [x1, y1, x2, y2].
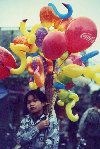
[35, 27, 48, 48]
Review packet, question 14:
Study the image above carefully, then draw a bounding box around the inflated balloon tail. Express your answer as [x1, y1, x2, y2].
[29, 78, 38, 90]
[66, 101, 79, 122]
[66, 93, 79, 122]
[81, 50, 99, 63]
[20, 19, 29, 36]
[54, 82, 65, 89]
[57, 100, 64, 106]
[10, 43, 29, 74]
[10, 57, 27, 75]
[94, 64, 100, 72]
[48, 3, 73, 19]
[20, 19, 42, 44]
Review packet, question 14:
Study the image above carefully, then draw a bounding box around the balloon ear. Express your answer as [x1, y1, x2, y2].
[48, 3, 73, 19]
[57, 100, 64, 106]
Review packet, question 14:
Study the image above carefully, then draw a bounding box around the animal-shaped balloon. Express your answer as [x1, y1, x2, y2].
[57, 89, 79, 122]
[27, 56, 45, 88]
[10, 35, 38, 75]
[20, 19, 42, 44]
[56, 63, 100, 86]
[40, 3, 73, 29]
[27, 55, 53, 88]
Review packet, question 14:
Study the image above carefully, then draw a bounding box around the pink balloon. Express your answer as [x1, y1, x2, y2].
[42, 31, 67, 60]
[65, 17, 97, 53]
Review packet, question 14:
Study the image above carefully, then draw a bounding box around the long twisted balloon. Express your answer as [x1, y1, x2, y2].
[48, 3, 73, 19]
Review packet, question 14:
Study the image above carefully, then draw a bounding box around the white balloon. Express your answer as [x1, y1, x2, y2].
[72, 76, 91, 87]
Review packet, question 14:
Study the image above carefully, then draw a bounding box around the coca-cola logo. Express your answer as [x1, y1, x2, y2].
[80, 33, 96, 43]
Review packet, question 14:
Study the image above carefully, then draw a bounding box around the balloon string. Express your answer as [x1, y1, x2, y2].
[53, 57, 68, 76]
[57, 57, 68, 69]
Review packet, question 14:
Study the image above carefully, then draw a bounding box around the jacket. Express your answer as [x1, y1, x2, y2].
[16, 111, 59, 149]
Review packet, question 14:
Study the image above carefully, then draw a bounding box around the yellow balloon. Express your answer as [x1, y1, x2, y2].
[57, 100, 64, 106]
[82, 64, 100, 86]
[62, 64, 83, 78]
[83, 66, 95, 79]
[57, 89, 69, 102]
[27, 56, 33, 64]
[60, 52, 68, 60]
[57, 59, 64, 66]
[30, 24, 42, 34]
[10, 43, 30, 57]
[29, 81, 38, 90]
[10, 57, 26, 75]
[69, 93, 79, 102]
[65, 101, 79, 122]
[94, 64, 100, 73]
[10, 43, 28, 74]
[93, 73, 100, 85]
[57, 52, 68, 67]
[30, 44, 38, 53]
[28, 34, 36, 44]
[41, 21, 53, 29]
[20, 20, 42, 46]
[20, 20, 29, 36]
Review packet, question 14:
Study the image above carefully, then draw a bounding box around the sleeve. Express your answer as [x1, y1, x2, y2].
[86, 110, 99, 124]
[77, 109, 89, 137]
[16, 117, 39, 146]
[44, 113, 59, 149]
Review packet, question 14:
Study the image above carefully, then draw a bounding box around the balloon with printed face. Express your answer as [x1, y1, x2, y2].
[42, 31, 67, 60]
[0, 46, 17, 79]
[65, 17, 97, 53]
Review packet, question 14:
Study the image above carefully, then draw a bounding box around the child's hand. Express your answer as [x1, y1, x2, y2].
[36, 120, 49, 130]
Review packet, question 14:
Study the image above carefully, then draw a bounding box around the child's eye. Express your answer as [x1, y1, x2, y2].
[32, 98, 38, 102]
[27, 101, 31, 104]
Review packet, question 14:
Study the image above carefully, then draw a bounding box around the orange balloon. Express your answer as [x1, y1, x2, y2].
[54, 17, 73, 31]
[40, 6, 57, 27]
[13, 36, 32, 49]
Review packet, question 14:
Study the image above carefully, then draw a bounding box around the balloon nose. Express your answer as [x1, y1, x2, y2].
[62, 3, 68, 7]
[22, 19, 28, 22]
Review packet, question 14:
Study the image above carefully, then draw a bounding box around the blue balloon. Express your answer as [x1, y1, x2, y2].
[30, 52, 39, 57]
[81, 50, 99, 63]
[53, 82, 65, 89]
[48, 3, 73, 19]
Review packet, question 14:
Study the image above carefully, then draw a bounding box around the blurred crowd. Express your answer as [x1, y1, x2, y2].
[0, 83, 100, 149]
[57, 85, 100, 149]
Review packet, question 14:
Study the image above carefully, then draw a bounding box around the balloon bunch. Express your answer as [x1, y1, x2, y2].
[0, 3, 99, 121]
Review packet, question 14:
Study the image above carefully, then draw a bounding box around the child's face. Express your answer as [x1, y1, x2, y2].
[27, 94, 45, 114]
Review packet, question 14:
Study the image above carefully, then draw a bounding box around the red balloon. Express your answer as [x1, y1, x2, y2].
[0, 46, 17, 79]
[65, 17, 97, 53]
[42, 31, 67, 60]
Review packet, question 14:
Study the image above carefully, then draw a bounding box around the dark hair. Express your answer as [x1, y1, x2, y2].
[23, 89, 47, 115]
[91, 90, 100, 106]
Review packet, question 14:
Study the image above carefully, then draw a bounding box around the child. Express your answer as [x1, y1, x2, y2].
[15, 89, 59, 149]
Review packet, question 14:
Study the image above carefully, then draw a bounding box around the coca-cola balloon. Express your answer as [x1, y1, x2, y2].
[42, 31, 67, 60]
[65, 17, 97, 53]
